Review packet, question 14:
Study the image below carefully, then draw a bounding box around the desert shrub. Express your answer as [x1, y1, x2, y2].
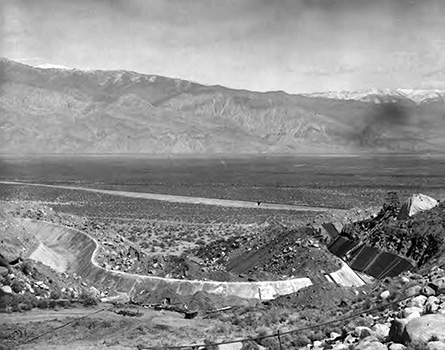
[37, 298, 49, 309]
[361, 299, 372, 310]
[0, 294, 13, 309]
[406, 340, 429, 350]
[79, 291, 98, 307]
[308, 330, 324, 342]
[0, 292, 38, 311]
[289, 333, 311, 347]
[57, 299, 72, 308]
[20, 261, 33, 276]
[10, 280, 25, 294]
[49, 289, 61, 299]
[256, 326, 272, 338]
[19, 292, 39, 308]
[241, 341, 262, 350]
[257, 337, 280, 350]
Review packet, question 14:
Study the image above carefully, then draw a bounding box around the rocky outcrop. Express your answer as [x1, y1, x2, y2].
[298, 267, 445, 350]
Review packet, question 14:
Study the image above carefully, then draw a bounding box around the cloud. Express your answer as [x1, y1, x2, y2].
[302, 65, 357, 76]
[2, 0, 445, 93]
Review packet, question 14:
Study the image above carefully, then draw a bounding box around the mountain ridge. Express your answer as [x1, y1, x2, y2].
[1, 58, 445, 155]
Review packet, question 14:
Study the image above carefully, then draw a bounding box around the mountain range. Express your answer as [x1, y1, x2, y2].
[1, 58, 445, 155]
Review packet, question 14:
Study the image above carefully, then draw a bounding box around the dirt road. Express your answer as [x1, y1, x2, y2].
[0, 180, 336, 211]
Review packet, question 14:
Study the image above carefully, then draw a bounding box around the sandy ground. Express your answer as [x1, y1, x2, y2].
[0, 181, 335, 211]
[1, 305, 229, 349]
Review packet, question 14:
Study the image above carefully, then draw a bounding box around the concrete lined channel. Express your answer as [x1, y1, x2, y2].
[21, 219, 364, 300]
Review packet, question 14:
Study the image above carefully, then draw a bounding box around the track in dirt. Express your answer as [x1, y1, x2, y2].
[0, 181, 337, 211]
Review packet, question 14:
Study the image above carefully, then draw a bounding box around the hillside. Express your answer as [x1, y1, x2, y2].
[1, 58, 445, 154]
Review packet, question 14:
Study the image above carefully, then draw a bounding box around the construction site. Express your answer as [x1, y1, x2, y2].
[2, 183, 445, 349]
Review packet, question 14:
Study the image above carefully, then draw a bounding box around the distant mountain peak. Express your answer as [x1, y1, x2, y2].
[35, 63, 72, 70]
[301, 88, 445, 104]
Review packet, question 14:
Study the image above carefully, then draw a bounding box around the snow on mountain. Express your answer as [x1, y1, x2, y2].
[302, 88, 445, 105]
[35, 63, 72, 70]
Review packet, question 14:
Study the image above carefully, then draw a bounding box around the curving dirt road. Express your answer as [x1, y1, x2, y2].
[0, 180, 337, 211]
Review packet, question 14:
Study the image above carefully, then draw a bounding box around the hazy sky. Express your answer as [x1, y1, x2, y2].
[1, 0, 445, 93]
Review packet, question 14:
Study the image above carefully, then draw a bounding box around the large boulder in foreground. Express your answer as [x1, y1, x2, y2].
[402, 315, 445, 344]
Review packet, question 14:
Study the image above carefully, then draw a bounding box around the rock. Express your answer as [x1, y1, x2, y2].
[389, 344, 406, 350]
[89, 286, 100, 297]
[344, 334, 357, 345]
[402, 315, 445, 344]
[354, 326, 373, 339]
[0, 285, 13, 294]
[380, 290, 391, 300]
[353, 336, 386, 350]
[408, 295, 427, 308]
[426, 303, 440, 314]
[430, 277, 445, 294]
[218, 342, 243, 350]
[401, 306, 423, 319]
[332, 344, 348, 350]
[372, 323, 390, 341]
[427, 341, 445, 350]
[330, 332, 341, 339]
[400, 276, 410, 284]
[313, 340, 323, 348]
[405, 285, 422, 297]
[426, 296, 440, 305]
[390, 318, 410, 343]
[421, 286, 436, 297]
[0, 267, 8, 277]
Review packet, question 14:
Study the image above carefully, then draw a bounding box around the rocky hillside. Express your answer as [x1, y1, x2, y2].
[1, 58, 445, 154]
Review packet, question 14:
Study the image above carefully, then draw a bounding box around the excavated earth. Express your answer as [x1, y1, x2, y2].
[5, 195, 445, 349]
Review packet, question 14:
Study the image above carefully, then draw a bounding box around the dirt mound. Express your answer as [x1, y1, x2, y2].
[195, 225, 341, 279]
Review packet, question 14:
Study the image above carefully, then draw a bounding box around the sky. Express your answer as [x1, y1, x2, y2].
[1, 0, 445, 93]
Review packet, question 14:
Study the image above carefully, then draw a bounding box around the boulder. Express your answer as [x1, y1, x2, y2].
[408, 295, 427, 308]
[0, 285, 13, 294]
[421, 286, 436, 297]
[354, 336, 386, 350]
[426, 296, 440, 305]
[430, 277, 445, 294]
[400, 276, 410, 284]
[372, 323, 390, 341]
[380, 290, 391, 300]
[0, 267, 8, 277]
[426, 303, 440, 314]
[405, 285, 422, 297]
[332, 344, 348, 350]
[389, 344, 406, 350]
[401, 306, 423, 319]
[402, 315, 445, 344]
[354, 326, 373, 339]
[330, 332, 342, 340]
[427, 341, 445, 350]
